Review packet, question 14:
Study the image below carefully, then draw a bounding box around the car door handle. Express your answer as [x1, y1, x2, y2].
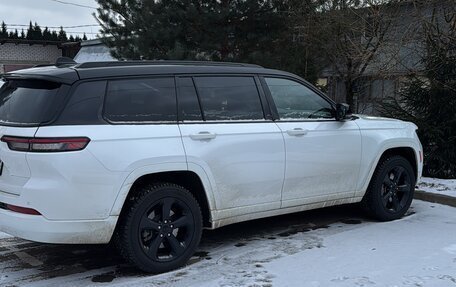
[286, 128, 308, 136]
[189, 132, 217, 140]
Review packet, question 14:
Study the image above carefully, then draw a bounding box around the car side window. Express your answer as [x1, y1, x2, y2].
[57, 81, 106, 124]
[104, 77, 176, 123]
[193, 76, 264, 121]
[265, 77, 334, 120]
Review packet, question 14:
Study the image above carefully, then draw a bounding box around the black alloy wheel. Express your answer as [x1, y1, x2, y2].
[380, 166, 413, 213]
[139, 197, 195, 262]
[116, 183, 202, 273]
[362, 155, 416, 221]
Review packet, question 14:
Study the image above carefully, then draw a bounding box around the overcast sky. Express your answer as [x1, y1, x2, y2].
[0, 0, 101, 39]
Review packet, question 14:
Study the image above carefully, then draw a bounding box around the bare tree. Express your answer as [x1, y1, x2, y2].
[296, 0, 404, 110]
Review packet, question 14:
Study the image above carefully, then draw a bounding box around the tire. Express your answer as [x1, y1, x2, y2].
[362, 155, 416, 221]
[116, 182, 203, 273]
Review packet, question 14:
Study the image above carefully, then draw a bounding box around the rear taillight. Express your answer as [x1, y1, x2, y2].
[1, 136, 90, 152]
[6, 204, 41, 215]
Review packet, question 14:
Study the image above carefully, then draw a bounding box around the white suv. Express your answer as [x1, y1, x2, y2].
[0, 60, 423, 273]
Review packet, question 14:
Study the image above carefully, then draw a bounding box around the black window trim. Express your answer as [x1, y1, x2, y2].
[176, 73, 273, 124]
[259, 74, 339, 122]
[102, 75, 178, 125]
[176, 76, 205, 122]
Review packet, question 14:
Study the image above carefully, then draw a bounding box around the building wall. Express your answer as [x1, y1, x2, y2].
[0, 42, 62, 73]
[0, 64, 35, 74]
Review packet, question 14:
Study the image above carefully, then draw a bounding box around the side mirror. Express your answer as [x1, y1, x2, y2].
[335, 103, 351, 121]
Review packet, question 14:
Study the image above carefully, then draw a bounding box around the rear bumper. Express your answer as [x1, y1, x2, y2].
[0, 208, 118, 244]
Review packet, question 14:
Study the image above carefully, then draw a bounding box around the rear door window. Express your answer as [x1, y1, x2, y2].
[0, 80, 61, 125]
[193, 76, 264, 121]
[104, 77, 176, 123]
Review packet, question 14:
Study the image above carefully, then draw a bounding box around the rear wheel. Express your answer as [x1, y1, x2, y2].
[116, 182, 202, 273]
[362, 156, 415, 221]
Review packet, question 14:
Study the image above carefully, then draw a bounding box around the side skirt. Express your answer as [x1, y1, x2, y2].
[210, 196, 363, 229]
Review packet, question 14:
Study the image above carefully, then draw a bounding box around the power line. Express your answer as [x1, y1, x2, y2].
[5, 27, 99, 34]
[48, 0, 98, 9]
[4, 23, 100, 29]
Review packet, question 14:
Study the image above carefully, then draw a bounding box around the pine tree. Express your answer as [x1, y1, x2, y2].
[381, 6, 456, 178]
[42, 27, 52, 40]
[57, 26, 67, 41]
[13, 29, 19, 39]
[0, 21, 7, 39]
[20, 29, 25, 39]
[8, 29, 19, 39]
[33, 22, 42, 40]
[94, 0, 289, 63]
[82, 33, 87, 41]
[26, 21, 33, 40]
[69, 35, 75, 42]
[51, 30, 59, 41]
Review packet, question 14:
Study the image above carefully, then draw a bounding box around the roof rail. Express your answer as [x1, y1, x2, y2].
[75, 60, 263, 69]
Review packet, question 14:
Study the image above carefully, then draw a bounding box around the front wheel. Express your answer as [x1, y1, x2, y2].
[116, 182, 203, 273]
[362, 155, 416, 221]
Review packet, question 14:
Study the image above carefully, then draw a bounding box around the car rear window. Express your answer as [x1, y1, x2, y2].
[0, 79, 61, 126]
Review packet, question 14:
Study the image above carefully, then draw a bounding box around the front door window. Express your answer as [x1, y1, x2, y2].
[265, 77, 334, 120]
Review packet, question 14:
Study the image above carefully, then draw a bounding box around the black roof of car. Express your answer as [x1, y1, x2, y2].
[3, 59, 295, 85]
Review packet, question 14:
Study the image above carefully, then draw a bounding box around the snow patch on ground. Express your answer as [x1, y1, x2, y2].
[1, 200, 455, 287]
[266, 201, 456, 287]
[419, 177, 456, 197]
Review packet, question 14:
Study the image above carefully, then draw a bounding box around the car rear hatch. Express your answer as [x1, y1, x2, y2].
[0, 79, 65, 196]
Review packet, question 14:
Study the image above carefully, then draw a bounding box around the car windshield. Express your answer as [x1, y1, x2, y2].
[0, 79, 61, 126]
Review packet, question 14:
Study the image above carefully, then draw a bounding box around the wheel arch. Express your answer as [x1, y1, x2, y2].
[111, 167, 216, 229]
[358, 143, 420, 197]
[377, 147, 418, 180]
